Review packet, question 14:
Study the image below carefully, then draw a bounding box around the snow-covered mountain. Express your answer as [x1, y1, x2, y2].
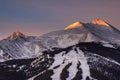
[0, 19, 120, 80]
[24, 19, 120, 56]
[0, 31, 37, 61]
[1, 19, 120, 61]
[27, 42, 120, 80]
[42, 19, 120, 44]
[1, 19, 120, 60]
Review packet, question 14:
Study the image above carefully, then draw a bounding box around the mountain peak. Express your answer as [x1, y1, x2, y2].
[10, 31, 26, 40]
[91, 19, 109, 27]
[64, 21, 83, 30]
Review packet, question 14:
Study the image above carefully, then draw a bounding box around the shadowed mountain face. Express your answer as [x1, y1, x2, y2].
[0, 19, 120, 80]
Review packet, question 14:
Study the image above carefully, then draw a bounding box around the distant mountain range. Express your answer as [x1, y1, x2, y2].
[0, 19, 120, 80]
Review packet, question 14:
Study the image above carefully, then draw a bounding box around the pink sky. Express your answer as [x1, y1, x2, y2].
[0, 0, 120, 39]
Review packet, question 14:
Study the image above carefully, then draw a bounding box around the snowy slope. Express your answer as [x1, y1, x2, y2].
[35, 19, 120, 49]
[0, 31, 36, 61]
[0, 42, 119, 80]
[0, 48, 7, 62]
[26, 42, 120, 80]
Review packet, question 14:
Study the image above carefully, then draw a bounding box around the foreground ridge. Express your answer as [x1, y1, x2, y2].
[0, 42, 120, 80]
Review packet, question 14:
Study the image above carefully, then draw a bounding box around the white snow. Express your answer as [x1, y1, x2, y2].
[93, 53, 120, 66]
[50, 49, 80, 80]
[0, 49, 6, 62]
[102, 43, 114, 48]
[66, 49, 78, 80]
[66, 62, 78, 80]
[50, 51, 66, 80]
[77, 48, 91, 80]
[58, 34, 86, 48]
[50, 52, 65, 69]
[85, 32, 100, 42]
[50, 47, 91, 80]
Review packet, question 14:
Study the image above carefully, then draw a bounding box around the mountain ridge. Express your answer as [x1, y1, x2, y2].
[0, 19, 120, 61]
[64, 19, 110, 30]
[0, 19, 120, 80]
[0, 41, 120, 80]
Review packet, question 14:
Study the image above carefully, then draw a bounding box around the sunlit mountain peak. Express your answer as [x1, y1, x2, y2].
[91, 19, 109, 27]
[64, 21, 83, 30]
[10, 31, 26, 40]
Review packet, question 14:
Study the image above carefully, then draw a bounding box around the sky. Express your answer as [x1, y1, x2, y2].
[0, 0, 120, 39]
